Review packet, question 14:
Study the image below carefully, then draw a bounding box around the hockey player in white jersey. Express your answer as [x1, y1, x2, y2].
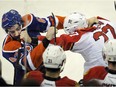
[83, 39, 116, 86]
[60, 12, 116, 73]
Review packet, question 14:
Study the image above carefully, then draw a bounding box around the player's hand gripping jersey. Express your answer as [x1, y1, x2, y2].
[39, 16, 116, 73]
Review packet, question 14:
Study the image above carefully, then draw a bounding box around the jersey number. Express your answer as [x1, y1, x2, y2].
[93, 24, 116, 42]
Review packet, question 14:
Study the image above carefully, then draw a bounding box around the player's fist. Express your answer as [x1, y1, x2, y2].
[88, 17, 98, 27]
[46, 27, 58, 40]
[20, 30, 32, 43]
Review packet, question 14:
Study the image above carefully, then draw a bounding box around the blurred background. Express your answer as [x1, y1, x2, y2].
[0, 0, 115, 84]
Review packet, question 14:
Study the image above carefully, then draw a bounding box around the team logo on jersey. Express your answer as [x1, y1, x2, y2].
[9, 51, 23, 62]
[37, 18, 46, 23]
[9, 52, 18, 62]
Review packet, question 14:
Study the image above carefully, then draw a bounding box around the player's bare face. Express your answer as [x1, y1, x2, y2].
[7, 24, 21, 38]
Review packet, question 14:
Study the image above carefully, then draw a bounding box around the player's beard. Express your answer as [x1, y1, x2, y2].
[11, 35, 21, 42]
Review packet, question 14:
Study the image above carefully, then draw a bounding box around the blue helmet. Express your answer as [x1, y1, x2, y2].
[2, 9, 22, 30]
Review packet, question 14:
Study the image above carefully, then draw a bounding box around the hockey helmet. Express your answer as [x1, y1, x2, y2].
[63, 12, 88, 34]
[43, 45, 66, 70]
[2, 9, 22, 30]
[103, 39, 116, 62]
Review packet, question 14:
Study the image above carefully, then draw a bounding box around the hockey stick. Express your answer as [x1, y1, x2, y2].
[51, 12, 57, 45]
[23, 0, 28, 74]
[14, 48, 21, 85]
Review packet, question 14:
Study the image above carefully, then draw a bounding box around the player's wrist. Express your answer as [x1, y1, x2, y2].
[31, 37, 38, 47]
[42, 37, 50, 48]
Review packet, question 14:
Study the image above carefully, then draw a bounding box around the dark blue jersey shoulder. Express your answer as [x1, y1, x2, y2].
[27, 14, 49, 37]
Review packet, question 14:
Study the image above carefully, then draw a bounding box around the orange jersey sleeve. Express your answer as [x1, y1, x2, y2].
[22, 14, 32, 29]
[48, 15, 65, 29]
[56, 16, 65, 29]
[30, 42, 45, 69]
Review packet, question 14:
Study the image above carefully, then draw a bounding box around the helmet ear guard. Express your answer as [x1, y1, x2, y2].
[103, 39, 116, 62]
[43, 45, 66, 71]
[63, 12, 88, 34]
[2, 9, 22, 30]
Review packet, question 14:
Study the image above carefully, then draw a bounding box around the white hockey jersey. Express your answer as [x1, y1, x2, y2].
[71, 19, 116, 72]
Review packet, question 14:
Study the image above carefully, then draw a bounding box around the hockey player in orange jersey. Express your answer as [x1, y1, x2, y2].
[1, 9, 61, 85]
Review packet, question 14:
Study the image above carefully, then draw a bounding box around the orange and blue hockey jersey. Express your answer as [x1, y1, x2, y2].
[2, 14, 65, 85]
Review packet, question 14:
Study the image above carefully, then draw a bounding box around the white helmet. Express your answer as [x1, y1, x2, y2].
[103, 39, 116, 62]
[63, 12, 88, 34]
[43, 45, 66, 69]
